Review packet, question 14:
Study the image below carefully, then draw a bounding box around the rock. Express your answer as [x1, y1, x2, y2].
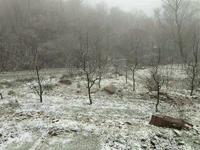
[150, 140, 156, 149]
[10, 133, 17, 138]
[48, 127, 64, 136]
[3, 139, 7, 143]
[52, 119, 59, 123]
[141, 145, 148, 149]
[59, 79, 72, 85]
[48, 130, 58, 136]
[103, 84, 117, 94]
[194, 140, 200, 145]
[141, 138, 146, 142]
[178, 141, 185, 146]
[156, 133, 167, 139]
[69, 126, 81, 133]
[77, 90, 81, 94]
[124, 122, 132, 125]
[173, 130, 181, 137]
[118, 89, 122, 93]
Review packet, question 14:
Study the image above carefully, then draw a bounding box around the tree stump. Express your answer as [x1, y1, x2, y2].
[0, 93, 2, 99]
[149, 115, 193, 130]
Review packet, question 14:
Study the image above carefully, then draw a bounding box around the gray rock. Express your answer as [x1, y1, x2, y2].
[103, 85, 117, 94]
[178, 141, 185, 146]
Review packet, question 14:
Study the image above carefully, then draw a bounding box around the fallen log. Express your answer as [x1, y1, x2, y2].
[149, 115, 193, 130]
[0, 93, 2, 99]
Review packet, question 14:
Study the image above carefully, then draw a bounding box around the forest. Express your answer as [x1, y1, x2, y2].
[0, 0, 199, 70]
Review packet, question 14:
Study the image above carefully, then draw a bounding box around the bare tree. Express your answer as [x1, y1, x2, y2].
[93, 36, 108, 89]
[161, 0, 188, 63]
[81, 32, 99, 105]
[0, 36, 5, 99]
[30, 47, 44, 103]
[145, 47, 165, 112]
[35, 64, 43, 103]
[127, 48, 138, 91]
[162, 0, 200, 64]
[97, 55, 107, 89]
[114, 63, 120, 78]
[128, 61, 138, 92]
[126, 27, 142, 91]
[186, 24, 200, 96]
[84, 66, 99, 105]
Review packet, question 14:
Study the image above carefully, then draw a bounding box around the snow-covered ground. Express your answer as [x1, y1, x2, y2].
[0, 67, 199, 150]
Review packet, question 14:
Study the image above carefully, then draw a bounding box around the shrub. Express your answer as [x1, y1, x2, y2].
[8, 90, 16, 96]
[59, 79, 72, 85]
[60, 73, 74, 80]
[144, 71, 163, 92]
[43, 84, 56, 91]
[7, 100, 20, 109]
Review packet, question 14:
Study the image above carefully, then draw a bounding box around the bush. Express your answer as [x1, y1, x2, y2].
[7, 100, 20, 109]
[59, 79, 72, 85]
[144, 71, 163, 92]
[60, 73, 74, 80]
[8, 90, 16, 96]
[43, 84, 56, 91]
[144, 76, 157, 92]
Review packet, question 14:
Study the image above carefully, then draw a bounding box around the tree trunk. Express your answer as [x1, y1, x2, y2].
[190, 81, 194, 96]
[39, 93, 43, 103]
[190, 66, 195, 96]
[132, 70, 135, 91]
[86, 73, 93, 105]
[125, 67, 128, 84]
[156, 85, 160, 112]
[115, 65, 118, 78]
[98, 72, 102, 89]
[88, 87, 92, 105]
[149, 115, 193, 130]
[0, 93, 3, 99]
[36, 66, 43, 103]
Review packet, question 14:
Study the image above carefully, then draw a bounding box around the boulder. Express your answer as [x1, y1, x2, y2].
[103, 85, 117, 94]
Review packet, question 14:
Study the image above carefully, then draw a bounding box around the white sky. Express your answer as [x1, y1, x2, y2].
[85, 0, 162, 15]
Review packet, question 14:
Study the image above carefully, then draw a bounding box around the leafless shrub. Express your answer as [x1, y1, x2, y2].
[186, 27, 200, 96]
[6, 100, 20, 109]
[144, 47, 165, 112]
[8, 90, 16, 96]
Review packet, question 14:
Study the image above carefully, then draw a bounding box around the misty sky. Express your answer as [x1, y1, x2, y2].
[86, 0, 162, 15]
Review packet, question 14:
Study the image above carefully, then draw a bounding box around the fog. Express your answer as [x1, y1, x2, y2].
[0, 0, 200, 149]
[86, 0, 162, 15]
